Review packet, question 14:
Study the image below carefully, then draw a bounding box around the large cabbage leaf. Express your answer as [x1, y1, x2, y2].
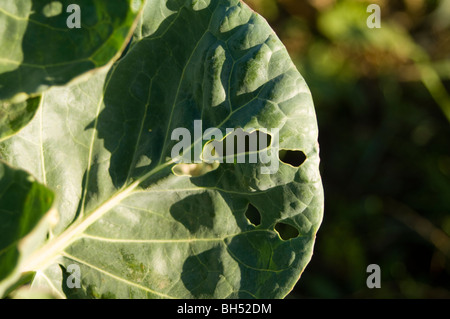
[0, 0, 323, 298]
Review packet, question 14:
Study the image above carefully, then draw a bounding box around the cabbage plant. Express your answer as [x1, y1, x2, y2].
[0, 0, 323, 299]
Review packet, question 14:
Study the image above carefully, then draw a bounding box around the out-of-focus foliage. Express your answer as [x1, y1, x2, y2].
[244, 0, 450, 298]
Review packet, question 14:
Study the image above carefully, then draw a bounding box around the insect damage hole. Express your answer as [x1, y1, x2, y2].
[275, 222, 299, 240]
[245, 203, 261, 226]
[279, 149, 306, 167]
[203, 129, 272, 164]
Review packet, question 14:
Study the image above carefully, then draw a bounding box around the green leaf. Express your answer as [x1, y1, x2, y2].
[0, 160, 55, 297]
[1, 0, 323, 298]
[0, 0, 142, 102]
[0, 97, 40, 142]
[0, 0, 143, 141]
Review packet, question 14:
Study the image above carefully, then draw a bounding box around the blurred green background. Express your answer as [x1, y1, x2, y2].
[243, 0, 450, 298]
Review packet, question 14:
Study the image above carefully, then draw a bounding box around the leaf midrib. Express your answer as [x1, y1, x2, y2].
[20, 159, 174, 274]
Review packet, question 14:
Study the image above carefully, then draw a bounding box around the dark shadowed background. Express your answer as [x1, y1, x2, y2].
[243, 0, 450, 298]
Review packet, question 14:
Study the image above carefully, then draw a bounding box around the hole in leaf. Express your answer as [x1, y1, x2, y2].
[172, 162, 219, 177]
[279, 149, 306, 167]
[203, 129, 271, 163]
[245, 203, 261, 226]
[275, 222, 299, 240]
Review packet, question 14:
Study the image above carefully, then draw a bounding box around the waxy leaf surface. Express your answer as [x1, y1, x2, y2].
[0, 0, 323, 298]
[0, 0, 142, 141]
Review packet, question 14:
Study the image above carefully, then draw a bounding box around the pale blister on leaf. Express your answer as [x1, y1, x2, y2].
[1, 0, 323, 299]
